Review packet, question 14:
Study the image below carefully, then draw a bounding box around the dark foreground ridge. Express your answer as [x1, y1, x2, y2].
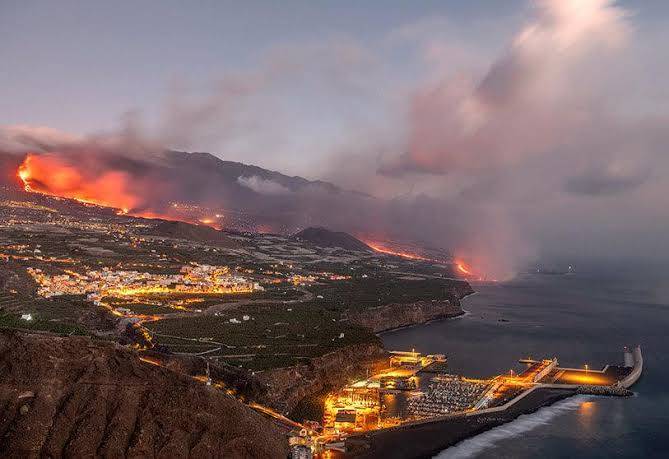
[0, 330, 288, 458]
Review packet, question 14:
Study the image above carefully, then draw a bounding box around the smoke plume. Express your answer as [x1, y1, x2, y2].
[3, 0, 669, 278]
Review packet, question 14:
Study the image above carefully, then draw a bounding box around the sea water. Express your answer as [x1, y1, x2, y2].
[381, 269, 669, 458]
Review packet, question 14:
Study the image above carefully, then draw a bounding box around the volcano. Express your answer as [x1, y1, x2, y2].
[292, 226, 373, 252]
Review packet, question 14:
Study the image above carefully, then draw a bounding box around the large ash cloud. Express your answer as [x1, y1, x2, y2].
[3, 0, 669, 277]
[333, 0, 669, 273]
[383, 0, 631, 175]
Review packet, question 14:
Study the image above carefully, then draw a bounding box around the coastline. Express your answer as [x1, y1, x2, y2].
[347, 282, 474, 334]
[344, 387, 577, 458]
[268, 286, 475, 416]
[376, 309, 469, 336]
[336, 276, 645, 459]
[377, 290, 478, 336]
[341, 346, 643, 458]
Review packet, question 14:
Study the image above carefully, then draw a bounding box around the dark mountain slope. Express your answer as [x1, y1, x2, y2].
[292, 226, 372, 252]
[144, 220, 241, 248]
[0, 329, 288, 457]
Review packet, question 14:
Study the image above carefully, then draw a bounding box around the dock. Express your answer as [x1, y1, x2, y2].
[296, 345, 644, 458]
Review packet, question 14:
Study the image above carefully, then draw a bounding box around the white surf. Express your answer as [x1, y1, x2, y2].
[435, 395, 592, 459]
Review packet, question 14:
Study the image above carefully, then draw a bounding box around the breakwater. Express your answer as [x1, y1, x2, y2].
[342, 347, 643, 458]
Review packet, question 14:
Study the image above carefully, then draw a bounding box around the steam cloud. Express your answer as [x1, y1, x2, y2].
[237, 176, 292, 195]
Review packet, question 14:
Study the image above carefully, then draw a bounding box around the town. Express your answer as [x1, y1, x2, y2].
[27, 264, 261, 301]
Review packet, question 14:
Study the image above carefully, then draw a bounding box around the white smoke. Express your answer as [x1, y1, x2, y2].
[237, 175, 292, 195]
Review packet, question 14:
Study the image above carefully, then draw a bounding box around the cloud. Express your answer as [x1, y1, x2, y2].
[380, 0, 630, 176]
[237, 175, 292, 195]
[6, 0, 669, 276]
[156, 40, 389, 176]
[322, 0, 669, 273]
[565, 165, 651, 196]
[0, 125, 82, 153]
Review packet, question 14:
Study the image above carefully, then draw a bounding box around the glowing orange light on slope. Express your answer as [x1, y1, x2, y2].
[363, 240, 431, 261]
[17, 153, 224, 229]
[17, 163, 31, 189]
[18, 153, 140, 211]
[456, 262, 472, 275]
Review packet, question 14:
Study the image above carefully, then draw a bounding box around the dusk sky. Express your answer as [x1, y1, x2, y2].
[2, 0, 666, 172]
[2, 0, 669, 273]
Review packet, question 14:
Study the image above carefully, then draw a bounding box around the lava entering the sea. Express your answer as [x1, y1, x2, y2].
[361, 236, 485, 280]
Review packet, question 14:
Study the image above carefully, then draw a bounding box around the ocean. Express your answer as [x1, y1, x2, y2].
[381, 270, 669, 458]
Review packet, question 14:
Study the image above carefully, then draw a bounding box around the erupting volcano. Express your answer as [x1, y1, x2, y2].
[15, 152, 217, 227]
[18, 153, 140, 213]
[14, 151, 487, 278]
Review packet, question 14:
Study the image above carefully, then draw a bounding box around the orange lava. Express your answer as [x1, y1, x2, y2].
[362, 239, 431, 261]
[18, 153, 139, 211]
[17, 153, 221, 229]
[456, 261, 472, 275]
[362, 238, 482, 279]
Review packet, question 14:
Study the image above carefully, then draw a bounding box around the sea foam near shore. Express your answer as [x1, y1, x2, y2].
[435, 395, 592, 458]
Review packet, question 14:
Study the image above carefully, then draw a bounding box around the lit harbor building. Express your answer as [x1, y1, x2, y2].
[287, 347, 643, 457]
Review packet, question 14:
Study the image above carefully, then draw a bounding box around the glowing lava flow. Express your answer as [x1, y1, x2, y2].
[17, 153, 221, 228]
[363, 238, 482, 279]
[363, 240, 431, 261]
[18, 153, 139, 211]
[456, 261, 472, 275]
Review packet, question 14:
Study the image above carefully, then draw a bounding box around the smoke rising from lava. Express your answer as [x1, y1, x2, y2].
[4, 0, 669, 278]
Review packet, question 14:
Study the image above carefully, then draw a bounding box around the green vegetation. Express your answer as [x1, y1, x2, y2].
[145, 303, 379, 370]
[0, 289, 114, 335]
[1, 196, 471, 374]
[103, 300, 176, 315]
[0, 313, 89, 335]
[311, 276, 462, 311]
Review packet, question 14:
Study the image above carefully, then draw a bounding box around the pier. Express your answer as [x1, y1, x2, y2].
[289, 346, 644, 458]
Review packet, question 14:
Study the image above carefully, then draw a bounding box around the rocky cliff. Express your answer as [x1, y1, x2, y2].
[256, 281, 474, 414]
[0, 329, 288, 458]
[346, 299, 464, 333]
[346, 280, 473, 333]
[256, 341, 387, 415]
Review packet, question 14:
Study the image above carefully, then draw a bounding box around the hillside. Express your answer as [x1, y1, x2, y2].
[0, 330, 288, 457]
[144, 220, 241, 248]
[292, 227, 372, 252]
[0, 152, 22, 188]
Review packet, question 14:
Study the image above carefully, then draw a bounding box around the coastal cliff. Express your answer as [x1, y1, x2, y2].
[346, 280, 473, 333]
[256, 341, 387, 415]
[346, 299, 465, 333]
[258, 280, 474, 414]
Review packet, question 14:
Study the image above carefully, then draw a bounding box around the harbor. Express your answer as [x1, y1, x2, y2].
[288, 346, 643, 458]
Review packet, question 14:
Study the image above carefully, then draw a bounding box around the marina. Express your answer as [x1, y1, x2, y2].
[288, 346, 643, 458]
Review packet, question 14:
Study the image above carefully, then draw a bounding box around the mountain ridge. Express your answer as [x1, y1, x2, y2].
[292, 226, 373, 252]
